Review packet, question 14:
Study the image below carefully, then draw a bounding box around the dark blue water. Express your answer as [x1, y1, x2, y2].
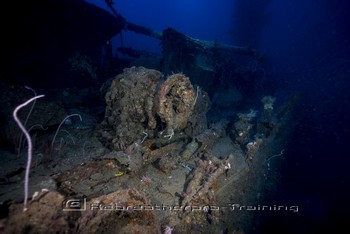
[84, 0, 350, 232]
[258, 1, 350, 232]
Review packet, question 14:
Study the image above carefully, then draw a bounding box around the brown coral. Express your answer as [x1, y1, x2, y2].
[97, 67, 200, 151]
[157, 73, 196, 136]
[98, 66, 163, 150]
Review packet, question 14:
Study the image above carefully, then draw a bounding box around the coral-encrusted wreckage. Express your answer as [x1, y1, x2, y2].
[1, 66, 297, 233]
[97, 67, 202, 151]
[0, 1, 298, 233]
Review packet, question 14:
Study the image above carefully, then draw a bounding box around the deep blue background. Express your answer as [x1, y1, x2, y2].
[87, 0, 350, 232]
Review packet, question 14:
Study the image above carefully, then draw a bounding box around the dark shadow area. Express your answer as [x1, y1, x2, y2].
[0, 0, 125, 88]
[255, 0, 350, 232]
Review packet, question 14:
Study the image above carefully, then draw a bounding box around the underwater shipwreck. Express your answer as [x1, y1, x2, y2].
[0, 0, 298, 233]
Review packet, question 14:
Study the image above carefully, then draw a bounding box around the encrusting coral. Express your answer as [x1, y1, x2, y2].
[97, 66, 163, 150]
[157, 73, 196, 137]
[261, 95, 276, 110]
[96, 66, 202, 151]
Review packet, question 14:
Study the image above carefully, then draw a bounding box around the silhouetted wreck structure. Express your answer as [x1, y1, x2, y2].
[119, 24, 262, 97]
[0, 0, 124, 87]
[108, 0, 261, 92]
[1, 0, 260, 92]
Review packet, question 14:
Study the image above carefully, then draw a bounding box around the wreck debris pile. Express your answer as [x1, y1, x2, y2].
[77, 188, 159, 233]
[157, 73, 196, 137]
[231, 109, 257, 146]
[1, 64, 296, 233]
[97, 66, 163, 150]
[96, 66, 209, 151]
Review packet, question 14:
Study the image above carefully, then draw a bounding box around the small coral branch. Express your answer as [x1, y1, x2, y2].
[17, 86, 37, 157]
[51, 114, 82, 151]
[266, 149, 285, 169]
[13, 94, 45, 211]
